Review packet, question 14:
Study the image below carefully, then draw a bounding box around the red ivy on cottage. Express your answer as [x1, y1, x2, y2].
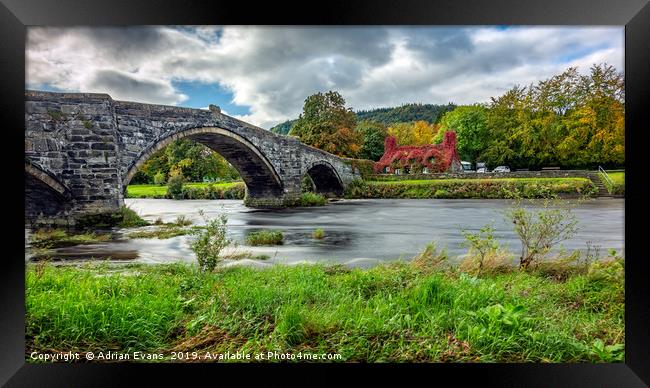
[374, 131, 462, 174]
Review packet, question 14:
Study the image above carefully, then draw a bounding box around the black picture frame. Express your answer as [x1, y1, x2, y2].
[2, 0, 648, 386]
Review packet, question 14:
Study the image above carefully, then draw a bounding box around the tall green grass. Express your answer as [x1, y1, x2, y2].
[26, 258, 624, 362]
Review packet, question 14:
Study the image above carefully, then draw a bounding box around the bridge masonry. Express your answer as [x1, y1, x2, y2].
[25, 91, 363, 227]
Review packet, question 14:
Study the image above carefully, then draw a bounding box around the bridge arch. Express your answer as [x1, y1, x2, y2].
[123, 127, 284, 197]
[305, 160, 345, 196]
[25, 163, 71, 223]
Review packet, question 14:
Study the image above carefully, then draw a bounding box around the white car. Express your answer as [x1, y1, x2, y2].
[477, 167, 488, 173]
[493, 166, 510, 173]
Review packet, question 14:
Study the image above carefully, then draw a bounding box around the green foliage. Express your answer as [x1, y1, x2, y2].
[356, 120, 388, 161]
[461, 225, 501, 276]
[126, 182, 245, 200]
[345, 178, 596, 199]
[189, 211, 230, 272]
[435, 105, 488, 164]
[153, 171, 166, 186]
[132, 139, 240, 185]
[312, 228, 325, 239]
[47, 109, 64, 121]
[26, 259, 624, 362]
[29, 229, 111, 249]
[356, 103, 457, 125]
[166, 171, 185, 200]
[174, 215, 192, 226]
[505, 197, 580, 270]
[117, 206, 150, 228]
[270, 119, 297, 135]
[289, 91, 360, 157]
[299, 192, 327, 206]
[246, 230, 284, 246]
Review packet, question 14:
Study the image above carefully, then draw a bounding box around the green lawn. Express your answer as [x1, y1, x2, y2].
[603, 171, 625, 195]
[126, 182, 243, 198]
[26, 256, 624, 363]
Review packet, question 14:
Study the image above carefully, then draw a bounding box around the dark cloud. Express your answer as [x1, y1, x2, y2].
[88, 70, 184, 104]
[26, 26, 623, 128]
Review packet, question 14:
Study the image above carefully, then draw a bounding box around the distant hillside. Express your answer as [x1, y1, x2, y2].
[269, 103, 457, 134]
[356, 103, 457, 125]
[269, 119, 297, 135]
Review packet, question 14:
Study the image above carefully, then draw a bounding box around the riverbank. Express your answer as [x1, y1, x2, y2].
[126, 177, 599, 201]
[344, 177, 596, 199]
[26, 256, 624, 363]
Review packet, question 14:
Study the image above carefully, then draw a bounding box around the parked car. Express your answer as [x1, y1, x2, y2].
[460, 161, 474, 173]
[493, 166, 511, 173]
[477, 167, 488, 173]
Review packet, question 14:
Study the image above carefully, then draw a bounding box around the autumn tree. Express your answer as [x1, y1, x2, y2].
[289, 91, 361, 157]
[387, 120, 440, 146]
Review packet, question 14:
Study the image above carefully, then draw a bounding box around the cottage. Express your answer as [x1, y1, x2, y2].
[374, 131, 463, 174]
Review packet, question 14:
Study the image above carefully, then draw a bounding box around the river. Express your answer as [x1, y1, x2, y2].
[26, 198, 625, 268]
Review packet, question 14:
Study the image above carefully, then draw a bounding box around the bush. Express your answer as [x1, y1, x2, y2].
[461, 225, 502, 276]
[505, 197, 579, 271]
[153, 171, 166, 186]
[246, 230, 284, 246]
[188, 210, 230, 272]
[167, 172, 185, 200]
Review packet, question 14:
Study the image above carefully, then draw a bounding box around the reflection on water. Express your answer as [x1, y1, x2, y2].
[26, 198, 625, 268]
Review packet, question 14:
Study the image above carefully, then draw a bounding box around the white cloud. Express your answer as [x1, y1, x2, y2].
[26, 26, 624, 128]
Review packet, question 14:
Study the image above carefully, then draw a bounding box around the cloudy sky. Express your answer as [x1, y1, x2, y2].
[26, 26, 623, 129]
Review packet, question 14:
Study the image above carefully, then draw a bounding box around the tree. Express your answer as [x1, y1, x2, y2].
[435, 105, 488, 164]
[356, 120, 388, 161]
[289, 91, 360, 157]
[386, 120, 439, 146]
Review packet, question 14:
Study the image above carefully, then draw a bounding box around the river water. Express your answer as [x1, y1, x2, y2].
[27, 198, 624, 268]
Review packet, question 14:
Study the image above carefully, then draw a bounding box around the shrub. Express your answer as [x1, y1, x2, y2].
[300, 192, 327, 206]
[246, 230, 284, 246]
[188, 210, 230, 272]
[461, 224, 501, 276]
[505, 197, 579, 271]
[167, 172, 185, 199]
[153, 171, 166, 186]
[312, 228, 325, 239]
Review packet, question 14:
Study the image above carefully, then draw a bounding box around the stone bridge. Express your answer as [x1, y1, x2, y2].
[25, 90, 363, 226]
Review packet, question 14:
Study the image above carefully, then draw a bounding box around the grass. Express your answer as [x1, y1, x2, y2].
[126, 182, 243, 199]
[26, 256, 624, 363]
[603, 171, 625, 195]
[246, 230, 284, 246]
[299, 192, 327, 206]
[126, 226, 195, 240]
[118, 206, 150, 228]
[312, 228, 325, 239]
[345, 177, 596, 199]
[28, 229, 112, 249]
